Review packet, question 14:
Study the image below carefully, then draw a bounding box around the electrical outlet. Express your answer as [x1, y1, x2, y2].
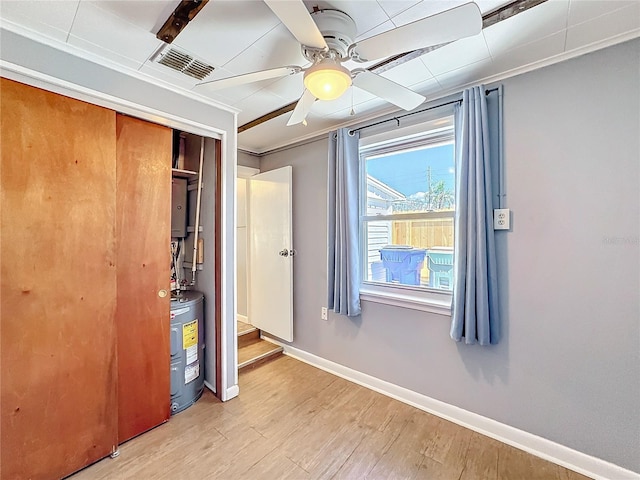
[494, 208, 510, 230]
[321, 307, 328, 321]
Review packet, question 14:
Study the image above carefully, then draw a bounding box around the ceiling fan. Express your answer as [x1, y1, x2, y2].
[193, 0, 482, 126]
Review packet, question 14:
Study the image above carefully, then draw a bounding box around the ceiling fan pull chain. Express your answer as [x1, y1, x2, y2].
[350, 87, 355, 116]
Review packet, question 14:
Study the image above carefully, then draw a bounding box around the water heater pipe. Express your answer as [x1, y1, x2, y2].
[191, 137, 205, 285]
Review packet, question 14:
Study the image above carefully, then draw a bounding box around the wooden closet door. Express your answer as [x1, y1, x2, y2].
[115, 114, 171, 443]
[0, 79, 118, 479]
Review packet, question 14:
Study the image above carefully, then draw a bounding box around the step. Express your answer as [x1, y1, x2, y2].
[238, 327, 260, 349]
[237, 321, 260, 349]
[237, 320, 256, 336]
[238, 338, 283, 372]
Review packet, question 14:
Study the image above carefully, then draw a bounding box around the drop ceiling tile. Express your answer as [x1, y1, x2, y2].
[391, 0, 467, 26]
[565, 3, 640, 51]
[567, 0, 636, 26]
[235, 89, 289, 125]
[310, 86, 378, 116]
[66, 35, 145, 70]
[380, 56, 434, 87]
[483, 0, 569, 57]
[387, 0, 509, 27]
[434, 57, 496, 92]
[221, 24, 308, 76]
[173, 0, 281, 67]
[237, 111, 335, 153]
[202, 84, 271, 106]
[192, 66, 273, 105]
[420, 33, 491, 76]
[410, 76, 443, 99]
[490, 31, 566, 73]
[0, 0, 79, 42]
[321, 106, 362, 122]
[377, 0, 422, 19]
[249, 23, 311, 68]
[303, 0, 390, 37]
[69, 2, 162, 66]
[139, 60, 204, 91]
[323, 97, 390, 120]
[88, 1, 176, 34]
[355, 19, 395, 42]
[263, 74, 307, 103]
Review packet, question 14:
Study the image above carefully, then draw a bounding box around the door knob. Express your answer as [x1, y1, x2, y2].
[158, 289, 168, 298]
[278, 249, 289, 257]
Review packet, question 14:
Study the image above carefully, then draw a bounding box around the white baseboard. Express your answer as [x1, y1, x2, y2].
[271, 342, 639, 480]
[204, 380, 239, 402]
[237, 314, 248, 323]
[223, 384, 239, 401]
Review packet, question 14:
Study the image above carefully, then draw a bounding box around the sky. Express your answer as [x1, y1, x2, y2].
[367, 144, 455, 197]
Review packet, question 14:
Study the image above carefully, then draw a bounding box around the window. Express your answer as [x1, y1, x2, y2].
[359, 116, 455, 314]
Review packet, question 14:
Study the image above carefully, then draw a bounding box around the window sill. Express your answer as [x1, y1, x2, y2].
[359, 283, 452, 316]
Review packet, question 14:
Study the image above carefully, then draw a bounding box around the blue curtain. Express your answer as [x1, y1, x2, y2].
[327, 128, 361, 316]
[451, 86, 500, 345]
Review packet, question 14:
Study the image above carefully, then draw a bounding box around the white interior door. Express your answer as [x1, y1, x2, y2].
[248, 166, 293, 342]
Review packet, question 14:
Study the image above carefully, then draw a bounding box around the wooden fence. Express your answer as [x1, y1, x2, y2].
[391, 215, 454, 284]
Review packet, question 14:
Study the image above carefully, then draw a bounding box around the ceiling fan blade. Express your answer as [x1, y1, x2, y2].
[353, 2, 482, 62]
[287, 90, 316, 126]
[353, 71, 425, 111]
[264, 0, 328, 50]
[195, 66, 301, 91]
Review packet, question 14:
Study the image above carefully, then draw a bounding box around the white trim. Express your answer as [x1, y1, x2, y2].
[268, 342, 640, 480]
[220, 132, 239, 401]
[230, 129, 240, 392]
[237, 166, 260, 179]
[237, 314, 249, 324]
[225, 384, 240, 401]
[359, 285, 452, 316]
[204, 380, 216, 394]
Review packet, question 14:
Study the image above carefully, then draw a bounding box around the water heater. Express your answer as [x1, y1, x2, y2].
[170, 291, 205, 414]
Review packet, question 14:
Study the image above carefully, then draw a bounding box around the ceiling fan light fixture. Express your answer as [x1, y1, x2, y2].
[303, 59, 352, 101]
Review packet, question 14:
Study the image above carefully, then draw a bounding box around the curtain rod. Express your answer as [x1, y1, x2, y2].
[349, 87, 499, 135]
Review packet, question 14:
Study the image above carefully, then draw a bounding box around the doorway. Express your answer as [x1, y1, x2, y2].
[236, 165, 294, 371]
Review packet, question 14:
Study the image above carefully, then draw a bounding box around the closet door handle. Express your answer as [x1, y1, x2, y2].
[158, 289, 168, 298]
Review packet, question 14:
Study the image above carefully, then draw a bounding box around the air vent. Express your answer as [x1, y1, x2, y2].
[153, 46, 214, 81]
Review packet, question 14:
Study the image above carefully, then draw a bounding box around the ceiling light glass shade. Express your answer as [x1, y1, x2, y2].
[303, 59, 352, 101]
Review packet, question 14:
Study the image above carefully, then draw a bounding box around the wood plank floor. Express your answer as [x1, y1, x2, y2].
[70, 356, 591, 480]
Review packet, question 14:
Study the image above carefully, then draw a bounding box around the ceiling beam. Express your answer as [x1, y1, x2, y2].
[156, 0, 209, 44]
[238, 0, 547, 133]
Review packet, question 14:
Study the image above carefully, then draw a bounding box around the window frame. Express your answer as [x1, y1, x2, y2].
[358, 119, 456, 316]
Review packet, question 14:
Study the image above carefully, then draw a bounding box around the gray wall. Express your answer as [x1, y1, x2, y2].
[238, 150, 260, 169]
[260, 39, 640, 472]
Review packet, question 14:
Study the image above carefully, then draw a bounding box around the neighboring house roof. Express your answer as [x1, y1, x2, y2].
[366, 175, 405, 201]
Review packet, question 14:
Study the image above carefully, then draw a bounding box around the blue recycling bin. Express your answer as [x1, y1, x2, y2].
[379, 246, 426, 286]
